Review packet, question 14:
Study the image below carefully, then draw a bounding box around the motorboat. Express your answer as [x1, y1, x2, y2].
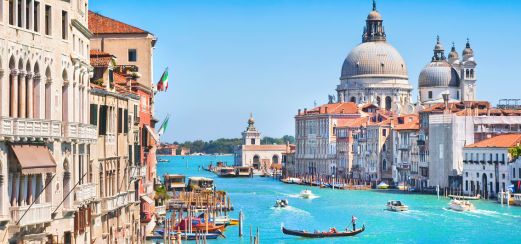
[397, 182, 408, 191]
[376, 182, 389, 189]
[448, 194, 480, 200]
[300, 189, 313, 199]
[282, 225, 365, 238]
[386, 200, 409, 212]
[235, 166, 252, 177]
[274, 199, 289, 208]
[448, 199, 475, 211]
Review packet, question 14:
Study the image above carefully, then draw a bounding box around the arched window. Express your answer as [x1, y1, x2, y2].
[465, 69, 470, 78]
[470, 69, 474, 79]
[62, 69, 69, 122]
[428, 91, 433, 99]
[382, 159, 387, 171]
[252, 155, 260, 170]
[350, 96, 356, 103]
[385, 96, 392, 111]
[376, 96, 381, 107]
[45, 67, 52, 120]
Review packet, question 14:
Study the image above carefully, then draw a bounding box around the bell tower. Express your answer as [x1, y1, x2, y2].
[242, 113, 261, 145]
[460, 39, 477, 101]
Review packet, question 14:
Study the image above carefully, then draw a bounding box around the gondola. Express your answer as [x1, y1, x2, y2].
[282, 225, 365, 238]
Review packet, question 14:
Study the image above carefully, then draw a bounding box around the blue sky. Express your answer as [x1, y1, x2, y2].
[90, 0, 521, 142]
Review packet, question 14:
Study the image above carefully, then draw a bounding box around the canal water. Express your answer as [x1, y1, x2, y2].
[157, 155, 521, 243]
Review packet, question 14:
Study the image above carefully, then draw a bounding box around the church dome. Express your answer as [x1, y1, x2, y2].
[367, 11, 382, 20]
[340, 42, 408, 79]
[419, 61, 460, 88]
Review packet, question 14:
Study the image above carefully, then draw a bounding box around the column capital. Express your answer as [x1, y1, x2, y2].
[26, 72, 34, 79]
[33, 73, 42, 80]
[10, 69, 19, 76]
[18, 70, 26, 76]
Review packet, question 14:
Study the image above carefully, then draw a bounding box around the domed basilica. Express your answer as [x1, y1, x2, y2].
[336, 1, 413, 113]
[336, 1, 477, 112]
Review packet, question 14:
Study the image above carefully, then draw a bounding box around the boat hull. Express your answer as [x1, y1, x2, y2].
[282, 226, 365, 238]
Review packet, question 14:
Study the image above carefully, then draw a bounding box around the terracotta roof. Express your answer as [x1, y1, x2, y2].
[336, 117, 369, 128]
[89, 11, 148, 34]
[302, 102, 359, 115]
[465, 134, 521, 148]
[90, 50, 113, 67]
[243, 145, 290, 152]
[394, 114, 419, 131]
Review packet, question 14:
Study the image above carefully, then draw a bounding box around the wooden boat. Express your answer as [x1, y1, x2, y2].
[218, 167, 236, 178]
[386, 200, 408, 212]
[176, 218, 225, 232]
[282, 225, 365, 238]
[235, 166, 252, 177]
[376, 182, 389, 189]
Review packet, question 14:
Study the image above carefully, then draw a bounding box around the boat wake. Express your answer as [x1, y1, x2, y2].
[284, 193, 320, 199]
[271, 206, 310, 216]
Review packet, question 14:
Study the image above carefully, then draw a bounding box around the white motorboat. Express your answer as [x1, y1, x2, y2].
[449, 199, 475, 211]
[386, 200, 409, 212]
[300, 189, 313, 199]
[274, 199, 289, 208]
[376, 182, 389, 189]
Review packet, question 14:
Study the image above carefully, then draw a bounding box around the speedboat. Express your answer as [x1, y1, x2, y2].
[300, 189, 313, 199]
[386, 200, 409, 212]
[274, 199, 289, 208]
[449, 199, 475, 211]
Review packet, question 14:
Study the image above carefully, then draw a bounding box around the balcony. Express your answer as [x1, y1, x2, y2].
[130, 166, 140, 180]
[0, 117, 61, 140]
[140, 166, 147, 178]
[128, 189, 139, 204]
[10, 203, 52, 226]
[101, 192, 129, 213]
[75, 183, 97, 205]
[65, 122, 97, 141]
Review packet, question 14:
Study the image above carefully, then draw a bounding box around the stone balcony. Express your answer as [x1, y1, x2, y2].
[10, 203, 52, 226]
[101, 192, 129, 213]
[0, 117, 61, 141]
[65, 122, 97, 142]
[75, 183, 97, 205]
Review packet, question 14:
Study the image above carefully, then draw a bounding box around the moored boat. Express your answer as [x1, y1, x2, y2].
[176, 217, 225, 232]
[218, 167, 236, 177]
[448, 199, 475, 211]
[386, 200, 409, 212]
[448, 194, 480, 200]
[376, 182, 389, 189]
[281, 225, 365, 238]
[235, 166, 252, 177]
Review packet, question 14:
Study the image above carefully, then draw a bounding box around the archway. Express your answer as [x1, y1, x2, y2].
[482, 173, 488, 198]
[252, 155, 260, 170]
[376, 96, 381, 107]
[385, 96, 392, 111]
[350, 96, 356, 103]
[382, 159, 387, 171]
[272, 155, 279, 164]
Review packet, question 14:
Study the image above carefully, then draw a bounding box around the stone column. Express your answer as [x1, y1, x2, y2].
[27, 73, 34, 118]
[10, 70, 19, 118]
[18, 71, 26, 118]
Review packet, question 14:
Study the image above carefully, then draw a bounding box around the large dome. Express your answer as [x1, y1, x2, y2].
[419, 61, 460, 87]
[340, 42, 408, 80]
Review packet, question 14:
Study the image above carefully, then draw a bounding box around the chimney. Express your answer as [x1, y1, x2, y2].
[319, 107, 322, 114]
[341, 109, 345, 114]
[325, 107, 328, 114]
[304, 108, 307, 115]
[298, 109, 301, 115]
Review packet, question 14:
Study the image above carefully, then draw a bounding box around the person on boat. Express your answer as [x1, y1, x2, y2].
[351, 215, 358, 231]
[329, 227, 337, 233]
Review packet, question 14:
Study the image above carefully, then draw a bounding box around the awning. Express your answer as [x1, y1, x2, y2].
[144, 125, 159, 143]
[11, 144, 56, 175]
[141, 195, 154, 205]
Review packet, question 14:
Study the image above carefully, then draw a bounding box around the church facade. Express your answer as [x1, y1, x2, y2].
[234, 115, 291, 171]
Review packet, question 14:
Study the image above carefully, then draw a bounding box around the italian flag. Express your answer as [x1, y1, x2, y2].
[157, 67, 169, 91]
[158, 114, 170, 136]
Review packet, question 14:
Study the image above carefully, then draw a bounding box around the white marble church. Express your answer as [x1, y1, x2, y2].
[234, 114, 291, 171]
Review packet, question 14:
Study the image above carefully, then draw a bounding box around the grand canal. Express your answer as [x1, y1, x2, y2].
[157, 155, 521, 243]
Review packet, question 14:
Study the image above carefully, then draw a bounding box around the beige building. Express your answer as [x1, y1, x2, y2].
[234, 115, 291, 171]
[0, 0, 97, 243]
[89, 50, 142, 243]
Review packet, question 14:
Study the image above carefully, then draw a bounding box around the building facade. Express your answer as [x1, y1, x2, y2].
[234, 115, 290, 171]
[0, 0, 97, 243]
[462, 134, 521, 197]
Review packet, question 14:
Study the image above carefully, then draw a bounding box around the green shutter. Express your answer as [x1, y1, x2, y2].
[89, 104, 98, 126]
[117, 108, 123, 134]
[124, 109, 129, 133]
[99, 105, 107, 135]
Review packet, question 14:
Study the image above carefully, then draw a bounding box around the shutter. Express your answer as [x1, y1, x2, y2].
[128, 145, 133, 165]
[135, 144, 141, 164]
[124, 109, 129, 133]
[74, 210, 79, 234]
[90, 104, 98, 126]
[117, 108, 123, 133]
[87, 207, 92, 227]
[99, 105, 107, 135]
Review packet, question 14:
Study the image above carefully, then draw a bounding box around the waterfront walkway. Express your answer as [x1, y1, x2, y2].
[158, 155, 521, 243]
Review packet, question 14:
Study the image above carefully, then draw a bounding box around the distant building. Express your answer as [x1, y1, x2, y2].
[234, 114, 291, 171]
[158, 144, 179, 155]
[462, 134, 521, 197]
[392, 114, 421, 187]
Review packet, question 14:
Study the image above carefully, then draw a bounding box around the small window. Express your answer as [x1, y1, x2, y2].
[34, 1, 40, 32]
[61, 10, 68, 40]
[9, 0, 15, 25]
[128, 49, 137, 62]
[45, 5, 51, 35]
[456, 91, 460, 100]
[25, 0, 30, 29]
[428, 91, 433, 99]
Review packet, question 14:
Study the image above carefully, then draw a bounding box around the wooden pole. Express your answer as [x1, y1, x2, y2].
[239, 209, 243, 237]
